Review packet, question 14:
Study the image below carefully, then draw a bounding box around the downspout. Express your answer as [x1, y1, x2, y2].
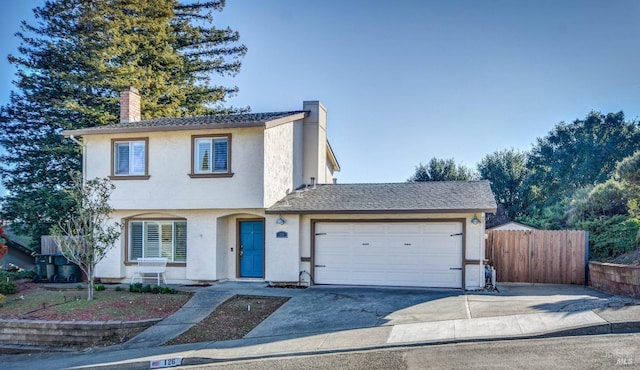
[68, 135, 86, 183]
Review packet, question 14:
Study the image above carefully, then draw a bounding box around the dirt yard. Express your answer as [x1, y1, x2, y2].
[0, 281, 191, 321]
[166, 295, 289, 345]
[0, 281, 288, 350]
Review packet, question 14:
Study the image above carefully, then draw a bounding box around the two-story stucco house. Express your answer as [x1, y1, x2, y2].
[64, 87, 496, 290]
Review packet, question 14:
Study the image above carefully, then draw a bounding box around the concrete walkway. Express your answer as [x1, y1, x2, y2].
[1, 282, 639, 369]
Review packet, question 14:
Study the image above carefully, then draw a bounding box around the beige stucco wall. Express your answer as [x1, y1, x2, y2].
[302, 101, 331, 185]
[292, 121, 304, 189]
[263, 121, 295, 208]
[83, 127, 265, 211]
[264, 214, 302, 282]
[95, 209, 265, 284]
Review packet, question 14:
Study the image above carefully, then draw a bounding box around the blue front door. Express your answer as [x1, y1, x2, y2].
[239, 221, 264, 278]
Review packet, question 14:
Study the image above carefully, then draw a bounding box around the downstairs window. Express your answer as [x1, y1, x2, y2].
[128, 220, 187, 262]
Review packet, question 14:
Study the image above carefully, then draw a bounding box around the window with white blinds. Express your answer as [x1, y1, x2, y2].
[114, 140, 146, 176]
[129, 220, 187, 262]
[193, 135, 230, 174]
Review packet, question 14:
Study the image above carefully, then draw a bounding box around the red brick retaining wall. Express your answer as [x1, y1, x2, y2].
[589, 261, 640, 298]
[0, 318, 160, 348]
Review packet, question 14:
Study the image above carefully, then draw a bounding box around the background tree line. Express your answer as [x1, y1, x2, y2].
[409, 111, 640, 260]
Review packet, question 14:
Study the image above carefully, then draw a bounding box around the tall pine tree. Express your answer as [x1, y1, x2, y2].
[0, 0, 246, 244]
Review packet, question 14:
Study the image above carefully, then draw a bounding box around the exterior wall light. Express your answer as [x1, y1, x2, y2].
[471, 215, 481, 225]
[276, 216, 286, 225]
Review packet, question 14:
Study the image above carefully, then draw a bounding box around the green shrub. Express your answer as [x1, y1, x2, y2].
[580, 215, 640, 260]
[94, 284, 105, 291]
[0, 280, 17, 295]
[114, 286, 122, 292]
[0, 269, 36, 281]
[128, 283, 176, 294]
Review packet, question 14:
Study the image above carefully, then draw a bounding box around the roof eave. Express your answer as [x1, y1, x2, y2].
[62, 121, 266, 137]
[264, 112, 308, 128]
[326, 140, 341, 172]
[266, 207, 498, 215]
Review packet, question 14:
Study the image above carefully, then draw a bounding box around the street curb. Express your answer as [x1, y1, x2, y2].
[91, 320, 635, 369]
[168, 321, 640, 367]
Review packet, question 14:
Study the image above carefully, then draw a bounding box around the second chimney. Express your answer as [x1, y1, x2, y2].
[120, 87, 141, 123]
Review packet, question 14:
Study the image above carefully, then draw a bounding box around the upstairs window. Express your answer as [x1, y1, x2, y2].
[112, 138, 149, 179]
[190, 134, 232, 177]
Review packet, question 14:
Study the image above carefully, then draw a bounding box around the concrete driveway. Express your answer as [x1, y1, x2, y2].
[245, 283, 637, 339]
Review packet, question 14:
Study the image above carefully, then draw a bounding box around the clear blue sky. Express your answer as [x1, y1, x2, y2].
[1, 0, 640, 196]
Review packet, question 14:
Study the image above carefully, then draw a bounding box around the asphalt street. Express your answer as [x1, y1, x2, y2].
[186, 333, 639, 370]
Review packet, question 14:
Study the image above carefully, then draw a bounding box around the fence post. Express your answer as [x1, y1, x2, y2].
[584, 231, 589, 285]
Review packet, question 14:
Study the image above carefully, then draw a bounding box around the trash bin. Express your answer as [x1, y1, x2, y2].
[46, 263, 57, 281]
[53, 255, 70, 266]
[34, 255, 52, 280]
[57, 264, 78, 282]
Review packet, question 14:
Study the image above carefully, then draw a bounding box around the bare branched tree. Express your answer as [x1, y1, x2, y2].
[50, 172, 121, 300]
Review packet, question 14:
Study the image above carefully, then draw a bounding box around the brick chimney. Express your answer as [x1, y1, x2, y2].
[120, 87, 141, 123]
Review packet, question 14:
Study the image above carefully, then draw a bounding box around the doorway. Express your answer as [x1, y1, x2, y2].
[237, 220, 264, 278]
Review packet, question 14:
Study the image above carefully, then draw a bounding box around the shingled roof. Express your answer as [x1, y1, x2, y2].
[64, 111, 308, 136]
[266, 181, 497, 214]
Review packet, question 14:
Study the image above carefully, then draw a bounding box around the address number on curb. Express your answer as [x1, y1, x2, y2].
[150, 357, 183, 369]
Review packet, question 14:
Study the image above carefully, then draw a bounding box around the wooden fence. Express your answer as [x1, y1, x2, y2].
[40, 235, 65, 254]
[485, 230, 588, 285]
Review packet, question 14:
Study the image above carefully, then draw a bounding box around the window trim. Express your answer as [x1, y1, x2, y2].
[124, 218, 187, 265]
[110, 137, 150, 180]
[189, 134, 233, 178]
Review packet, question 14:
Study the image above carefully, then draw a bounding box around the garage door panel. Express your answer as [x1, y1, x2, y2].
[351, 223, 386, 234]
[315, 221, 463, 288]
[387, 223, 422, 234]
[423, 222, 462, 233]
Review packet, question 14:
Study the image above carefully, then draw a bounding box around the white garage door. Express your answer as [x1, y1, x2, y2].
[314, 221, 463, 288]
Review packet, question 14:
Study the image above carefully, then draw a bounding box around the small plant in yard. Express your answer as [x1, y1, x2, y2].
[50, 172, 121, 301]
[128, 283, 176, 294]
[0, 280, 16, 295]
[76, 284, 83, 290]
[94, 284, 105, 291]
[0, 293, 4, 306]
[161, 286, 176, 294]
[114, 286, 122, 292]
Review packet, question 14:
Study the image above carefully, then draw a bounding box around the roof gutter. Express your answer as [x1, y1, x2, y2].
[265, 207, 498, 215]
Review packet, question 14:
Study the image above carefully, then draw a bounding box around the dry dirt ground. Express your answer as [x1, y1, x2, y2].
[0, 281, 191, 321]
[166, 295, 289, 345]
[0, 281, 288, 350]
